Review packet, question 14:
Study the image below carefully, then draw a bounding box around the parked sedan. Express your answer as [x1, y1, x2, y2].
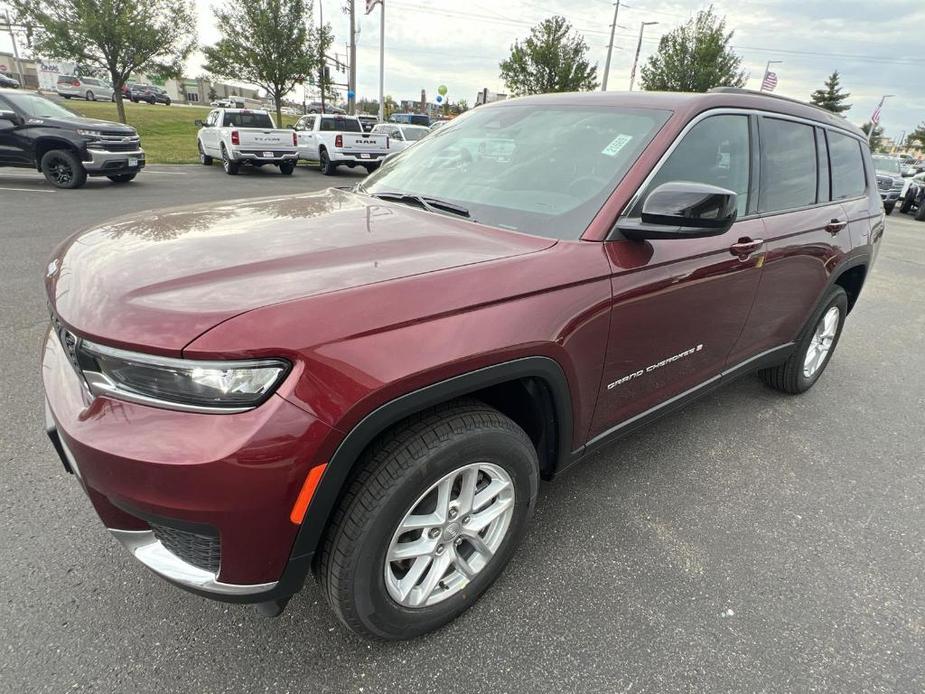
[129, 84, 171, 105]
[56, 75, 115, 102]
[0, 72, 19, 89]
[370, 123, 430, 152]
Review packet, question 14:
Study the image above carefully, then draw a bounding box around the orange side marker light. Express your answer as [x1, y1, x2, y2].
[290, 463, 327, 524]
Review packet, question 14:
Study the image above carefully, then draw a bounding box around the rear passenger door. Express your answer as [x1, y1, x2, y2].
[591, 113, 766, 438]
[728, 117, 854, 363]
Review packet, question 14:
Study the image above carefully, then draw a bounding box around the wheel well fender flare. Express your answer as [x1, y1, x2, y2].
[289, 356, 573, 567]
[33, 137, 82, 169]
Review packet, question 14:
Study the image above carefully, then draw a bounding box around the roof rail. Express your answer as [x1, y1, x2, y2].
[708, 87, 833, 114]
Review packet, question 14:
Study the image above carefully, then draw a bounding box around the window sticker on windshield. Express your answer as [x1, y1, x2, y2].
[601, 134, 633, 157]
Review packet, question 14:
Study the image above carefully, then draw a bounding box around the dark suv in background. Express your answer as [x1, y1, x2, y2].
[43, 88, 881, 639]
[129, 84, 171, 105]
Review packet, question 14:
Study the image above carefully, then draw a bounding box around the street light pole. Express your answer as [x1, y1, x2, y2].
[628, 21, 657, 91]
[2, 11, 25, 85]
[318, 0, 325, 114]
[601, 1, 620, 91]
[348, 0, 356, 115]
[378, 1, 384, 122]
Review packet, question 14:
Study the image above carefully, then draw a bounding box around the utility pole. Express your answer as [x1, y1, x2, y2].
[2, 11, 25, 85]
[628, 21, 657, 91]
[378, 1, 384, 122]
[348, 0, 357, 115]
[318, 0, 325, 113]
[601, 1, 620, 91]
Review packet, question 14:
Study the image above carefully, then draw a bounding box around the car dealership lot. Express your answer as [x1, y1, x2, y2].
[0, 170, 922, 691]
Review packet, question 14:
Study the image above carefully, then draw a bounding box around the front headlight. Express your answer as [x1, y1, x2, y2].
[77, 129, 101, 138]
[76, 339, 290, 413]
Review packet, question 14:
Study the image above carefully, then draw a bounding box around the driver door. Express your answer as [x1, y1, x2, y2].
[589, 113, 766, 440]
[0, 96, 28, 165]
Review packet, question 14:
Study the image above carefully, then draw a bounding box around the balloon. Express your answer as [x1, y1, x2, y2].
[437, 85, 448, 96]
[347, 89, 356, 99]
[435, 95, 444, 105]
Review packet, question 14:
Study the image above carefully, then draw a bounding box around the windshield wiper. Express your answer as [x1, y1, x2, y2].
[369, 191, 472, 220]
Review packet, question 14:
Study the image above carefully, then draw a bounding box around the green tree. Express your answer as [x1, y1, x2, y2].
[861, 122, 885, 152]
[639, 6, 746, 92]
[11, 0, 195, 123]
[204, 0, 326, 125]
[906, 122, 925, 149]
[499, 16, 598, 95]
[810, 71, 851, 114]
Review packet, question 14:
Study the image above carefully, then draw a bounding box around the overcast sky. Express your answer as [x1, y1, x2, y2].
[4, 0, 924, 139]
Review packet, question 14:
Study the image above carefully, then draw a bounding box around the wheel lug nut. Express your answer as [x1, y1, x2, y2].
[455, 537, 463, 546]
[428, 528, 440, 539]
[448, 508, 458, 519]
[463, 515, 470, 525]
[435, 544, 445, 555]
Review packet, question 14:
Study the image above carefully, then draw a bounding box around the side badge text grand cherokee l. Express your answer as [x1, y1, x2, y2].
[43, 89, 882, 639]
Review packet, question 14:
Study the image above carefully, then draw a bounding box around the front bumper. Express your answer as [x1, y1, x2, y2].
[42, 326, 333, 600]
[83, 147, 146, 174]
[880, 191, 901, 202]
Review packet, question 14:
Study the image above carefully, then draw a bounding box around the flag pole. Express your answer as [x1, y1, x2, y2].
[378, 1, 384, 122]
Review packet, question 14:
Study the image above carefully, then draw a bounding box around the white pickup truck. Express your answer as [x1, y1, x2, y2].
[196, 108, 299, 176]
[292, 114, 390, 175]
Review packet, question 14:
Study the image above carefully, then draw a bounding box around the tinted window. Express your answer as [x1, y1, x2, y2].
[828, 131, 866, 199]
[222, 111, 274, 128]
[759, 118, 817, 212]
[319, 117, 362, 132]
[365, 105, 671, 239]
[634, 114, 750, 217]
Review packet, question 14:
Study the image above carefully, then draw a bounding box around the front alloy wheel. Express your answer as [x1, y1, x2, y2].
[385, 462, 515, 608]
[318, 401, 539, 640]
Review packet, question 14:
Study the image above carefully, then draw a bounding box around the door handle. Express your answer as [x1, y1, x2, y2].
[729, 238, 764, 259]
[825, 219, 848, 235]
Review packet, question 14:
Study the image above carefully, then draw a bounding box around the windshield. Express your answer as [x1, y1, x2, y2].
[873, 156, 901, 174]
[402, 126, 429, 141]
[223, 112, 274, 128]
[364, 104, 670, 239]
[1, 92, 77, 120]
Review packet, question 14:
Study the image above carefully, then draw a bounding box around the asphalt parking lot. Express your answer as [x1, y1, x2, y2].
[1, 168, 922, 693]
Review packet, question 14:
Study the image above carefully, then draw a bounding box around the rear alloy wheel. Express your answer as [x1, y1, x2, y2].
[107, 173, 136, 183]
[318, 401, 539, 640]
[319, 148, 336, 175]
[40, 149, 87, 189]
[760, 285, 847, 394]
[86, 90, 95, 101]
[221, 146, 239, 175]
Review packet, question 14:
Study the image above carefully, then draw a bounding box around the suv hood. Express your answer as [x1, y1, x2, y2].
[47, 189, 555, 352]
[38, 115, 136, 136]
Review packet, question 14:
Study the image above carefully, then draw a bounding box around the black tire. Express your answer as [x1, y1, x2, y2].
[364, 163, 380, 174]
[318, 401, 540, 640]
[900, 196, 914, 214]
[40, 149, 87, 189]
[85, 90, 94, 101]
[106, 173, 136, 183]
[916, 201, 925, 222]
[884, 201, 895, 215]
[164, 98, 171, 106]
[279, 160, 295, 175]
[759, 285, 848, 394]
[221, 146, 239, 175]
[131, 97, 138, 103]
[319, 148, 337, 175]
[111, 93, 116, 102]
[198, 141, 213, 165]
[62, 95, 71, 99]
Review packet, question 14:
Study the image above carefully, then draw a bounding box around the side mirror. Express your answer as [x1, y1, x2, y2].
[0, 109, 19, 123]
[194, 119, 204, 127]
[618, 181, 738, 241]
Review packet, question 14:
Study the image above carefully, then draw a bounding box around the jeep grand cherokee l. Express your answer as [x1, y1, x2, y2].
[42, 89, 882, 639]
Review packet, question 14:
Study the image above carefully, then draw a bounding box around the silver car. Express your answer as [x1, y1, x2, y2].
[55, 75, 115, 102]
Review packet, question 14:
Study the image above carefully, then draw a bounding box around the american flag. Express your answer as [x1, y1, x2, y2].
[871, 96, 885, 125]
[761, 71, 778, 92]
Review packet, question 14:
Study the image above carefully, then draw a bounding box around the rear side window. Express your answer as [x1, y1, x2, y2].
[816, 128, 830, 202]
[222, 112, 274, 128]
[828, 131, 866, 199]
[634, 114, 750, 217]
[759, 118, 817, 212]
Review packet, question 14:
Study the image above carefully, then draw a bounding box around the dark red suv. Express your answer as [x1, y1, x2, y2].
[43, 89, 882, 639]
